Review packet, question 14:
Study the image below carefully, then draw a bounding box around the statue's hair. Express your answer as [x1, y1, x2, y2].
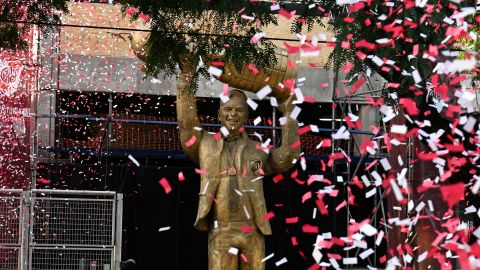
[220, 89, 248, 107]
[219, 89, 249, 118]
[228, 89, 247, 103]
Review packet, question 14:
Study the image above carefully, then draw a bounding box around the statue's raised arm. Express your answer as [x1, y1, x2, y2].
[266, 95, 301, 174]
[176, 56, 203, 164]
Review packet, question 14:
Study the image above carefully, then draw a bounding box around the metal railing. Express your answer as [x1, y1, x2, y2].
[0, 189, 24, 270]
[0, 189, 122, 270]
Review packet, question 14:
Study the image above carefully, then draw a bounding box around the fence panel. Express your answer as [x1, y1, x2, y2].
[0, 189, 23, 270]
[29, 190, 118, 270]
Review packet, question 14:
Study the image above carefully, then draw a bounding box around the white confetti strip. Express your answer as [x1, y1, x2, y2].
[361, 175, 371, 187]
[228, 247, 239, 255]
[417, 251, 428, 263]
[275, 257, 288, 266]
[380, 158, 392, 171]
[158, 226, 171, 232]
[243, 205, 250, 219]
[390, 179, 404, 201]
[128, 154, 140, 166]
[219, 92, 230, 103]
[360, 223, 378, 236]
[261, 253, 274, 263]
[290, 106, 301, 120]
[366, 188, 376, 198]
[253, 116, 261, 126]
[270, 97, 278, 107]
[360, 248, 374, 259]
[376, 230, 384, 246]
[246, 98, 258, 110]
[208, 66, 222, 77]
[391, 124, 407, 134]
[332, 126, 350, 140]
[343, 257, 358, 265]
[312, 248, 322, 263]
[220, 126, 229, 137]
[270, 4, 280, 11]
[256, 85, 272, 100]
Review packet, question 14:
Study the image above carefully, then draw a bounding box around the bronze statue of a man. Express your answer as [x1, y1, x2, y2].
[176, 58, 300, 270]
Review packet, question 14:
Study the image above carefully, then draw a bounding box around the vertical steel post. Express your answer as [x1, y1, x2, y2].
[114, 194, 124, 270]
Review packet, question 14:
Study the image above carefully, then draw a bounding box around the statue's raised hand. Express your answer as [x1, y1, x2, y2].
[278, 94, 295, 115]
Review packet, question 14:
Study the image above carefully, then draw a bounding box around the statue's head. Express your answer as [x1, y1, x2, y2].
[218, 89, 249, 137]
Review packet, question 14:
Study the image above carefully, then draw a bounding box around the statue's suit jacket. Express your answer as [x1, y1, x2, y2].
[181, 119, 299, 236]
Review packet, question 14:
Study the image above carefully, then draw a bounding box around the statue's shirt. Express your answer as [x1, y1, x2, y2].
[213, 139, 254, 224]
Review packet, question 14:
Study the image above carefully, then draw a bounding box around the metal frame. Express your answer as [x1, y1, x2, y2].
[330, 68, 391, 268]
[27, 189, 120, 270]
[0, 189, 122, 270]
[0, 189, 24, 270]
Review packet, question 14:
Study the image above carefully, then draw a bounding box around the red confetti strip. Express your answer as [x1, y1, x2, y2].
[178, 172, 185, 181]
[262, 211, 275, 220]
[184, 135, 197, 147]
[273, 174, 284, 183]
[302, 224, 318, 233]
[159, 178, 172, 194]
[285, 216, 298, 224]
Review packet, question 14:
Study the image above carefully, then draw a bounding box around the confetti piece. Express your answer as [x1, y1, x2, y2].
[278, 8, 293, 20]
[332, 126, 350, 140]
[343, 257, 358, 265]
[390, 124, 407, 134]
[380, 158, 392, 171]
[312, 248, 322, 264]
[37, 178, 51, 184]
[270, 4, 280, 11]
[178, 172, 185, 181]
[302, 224, 318, 233]
[220, 126, 229, 137]
[248, 64, 259, 75]
[440, 182, 465, 209]
[417, 251, 428, 263]
[336, 201, 346, 212]
[256, 85, 272, 100]
[253, 116, 261, 126]
[261, 253, 274, 263]
[158, 226, 171, 232]
[273, 174, 284, 183]
[270, 97, 278, 107]
[159, 178, 172, 194]
[184, 135, 197, 147]
[240, 225, 253, 233]
[128, 154, 140, 166]
[243, 205, 250, 219]
[263, 211, 275, 220]
[360, 223, 377, 236]
[376, 230, 384, 246]
[359, 248, 374, 259]
[302, 191, 312, 203]
[275, 257, 288, 266]
[361, 175, 371, 187]
[228, 247, 239, 255]
[208, 66, 222, 77]
[286, 217, 298, 224]
[195, 168, 208, 175]
[246, 98, 258, 110]
[390, 179, 404, 201]
[219, 92, 230, 103]
[250, 32, 266, 44]
[289, 106, 301, 120]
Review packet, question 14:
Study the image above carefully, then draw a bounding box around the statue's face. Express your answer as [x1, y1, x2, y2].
[218, 95, 248, 136]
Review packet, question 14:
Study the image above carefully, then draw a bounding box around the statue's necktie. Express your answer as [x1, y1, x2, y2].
[224, 141, 239, 212]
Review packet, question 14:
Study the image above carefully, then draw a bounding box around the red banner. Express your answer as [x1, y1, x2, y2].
[0, 35, 35, 189]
